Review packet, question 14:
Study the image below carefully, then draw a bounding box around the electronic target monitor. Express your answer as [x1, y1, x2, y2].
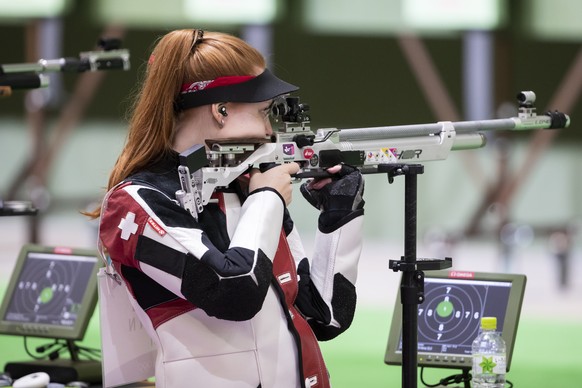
[0, 244, 101, 340]
[385, 270, 526, 371]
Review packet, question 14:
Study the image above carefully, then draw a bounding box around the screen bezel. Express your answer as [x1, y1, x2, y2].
[384, 270, 526, 371]
[0, 244, 101, 340]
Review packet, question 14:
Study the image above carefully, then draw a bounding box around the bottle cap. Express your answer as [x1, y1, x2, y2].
[481, 317, 497, 330]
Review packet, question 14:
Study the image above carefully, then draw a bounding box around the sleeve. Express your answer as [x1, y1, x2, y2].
[289, 210, 365, 341]
[99, 184, 285, 322]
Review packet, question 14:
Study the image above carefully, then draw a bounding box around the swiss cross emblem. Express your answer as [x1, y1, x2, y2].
[118, 212, 138, 240]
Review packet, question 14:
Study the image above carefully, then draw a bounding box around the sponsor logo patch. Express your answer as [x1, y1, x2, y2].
[278, 272, 292, 284]
[282, 143, 295, 157]
[147, 217, 166, 236]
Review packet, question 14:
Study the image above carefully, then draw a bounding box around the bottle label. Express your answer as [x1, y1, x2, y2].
[472, 354, 506, 375]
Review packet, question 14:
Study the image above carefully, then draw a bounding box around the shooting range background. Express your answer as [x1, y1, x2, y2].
[1, 1, 582, 386]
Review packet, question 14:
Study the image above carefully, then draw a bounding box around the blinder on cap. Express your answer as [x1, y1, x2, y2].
[175, 69, 298, 112]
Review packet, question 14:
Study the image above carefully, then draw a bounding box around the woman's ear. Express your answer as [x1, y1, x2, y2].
[211, 102, 227, 128]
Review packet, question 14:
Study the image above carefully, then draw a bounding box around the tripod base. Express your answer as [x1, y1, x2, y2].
[5, 359, 102, 384]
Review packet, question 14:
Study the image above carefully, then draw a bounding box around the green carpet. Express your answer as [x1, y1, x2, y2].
[0, 302, 580, 387]
[320, 306, 582, 387]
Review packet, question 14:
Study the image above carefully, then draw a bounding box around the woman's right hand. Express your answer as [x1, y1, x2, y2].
[248, 162, 300, 206]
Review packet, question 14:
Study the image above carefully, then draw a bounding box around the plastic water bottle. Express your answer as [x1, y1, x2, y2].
[471, 317, 506, 387]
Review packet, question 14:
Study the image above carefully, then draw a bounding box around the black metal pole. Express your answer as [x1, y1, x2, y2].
[401, 171, 418, 388]
[385, 163, 452, 388]
[66, 339, 80, 361]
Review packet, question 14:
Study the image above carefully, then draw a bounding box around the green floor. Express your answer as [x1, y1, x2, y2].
[0, 304, 580, 387]
[319, 307, 582, 387]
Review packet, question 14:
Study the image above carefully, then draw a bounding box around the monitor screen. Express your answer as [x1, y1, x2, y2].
[385, 270, 526, 371]
[0, 244, 101, 340]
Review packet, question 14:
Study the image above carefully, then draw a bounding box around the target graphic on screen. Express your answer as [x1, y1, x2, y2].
[418, 280, 484, 350]
[385, 271, 526, 371]
[4, 252, 97, 327]
[399, 277, 512, 356]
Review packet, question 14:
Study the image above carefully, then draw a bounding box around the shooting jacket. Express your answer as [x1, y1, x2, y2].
[98, 151, 364, 388]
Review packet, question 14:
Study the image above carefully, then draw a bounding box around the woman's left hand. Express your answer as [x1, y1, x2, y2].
[300, 164, 365, 213]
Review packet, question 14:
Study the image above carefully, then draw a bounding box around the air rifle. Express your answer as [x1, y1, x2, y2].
[0, 37, 130, 96]
[176, 91, 570, 220]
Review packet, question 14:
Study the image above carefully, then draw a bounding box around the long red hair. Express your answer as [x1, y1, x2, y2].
[86, 29, 265, 218]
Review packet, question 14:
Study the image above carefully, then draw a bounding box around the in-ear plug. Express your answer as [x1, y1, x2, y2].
[218, 105, 228, 117]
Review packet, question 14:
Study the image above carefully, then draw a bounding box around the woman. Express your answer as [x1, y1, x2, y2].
[94, 29, 365, 388]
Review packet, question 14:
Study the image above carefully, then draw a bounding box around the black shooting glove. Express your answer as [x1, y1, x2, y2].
[300, 164, 365, 231]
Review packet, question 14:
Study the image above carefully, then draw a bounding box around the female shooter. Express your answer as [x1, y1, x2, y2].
[92, 29, 365, 388]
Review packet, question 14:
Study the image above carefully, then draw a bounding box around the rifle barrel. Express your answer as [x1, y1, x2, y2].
[337, 113, 569, 142]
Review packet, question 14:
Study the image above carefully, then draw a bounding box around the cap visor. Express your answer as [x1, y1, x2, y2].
[177, 69, 298, 110]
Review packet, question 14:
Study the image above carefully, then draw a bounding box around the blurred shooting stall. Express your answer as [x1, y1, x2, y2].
[0, 0, 128, 244]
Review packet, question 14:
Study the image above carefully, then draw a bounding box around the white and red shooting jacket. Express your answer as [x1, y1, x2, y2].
[99, 152, 364, 388]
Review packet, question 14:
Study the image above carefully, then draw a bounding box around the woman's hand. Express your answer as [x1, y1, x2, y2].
[302, 164, 342, 190]
[300, 164, 365, 228]
[249, 162, 300, 206]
